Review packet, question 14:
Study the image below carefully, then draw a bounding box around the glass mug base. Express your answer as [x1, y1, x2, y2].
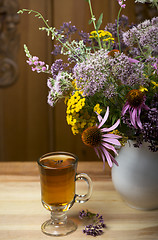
[41, 218, 77, 236]
[42, 199, 75, 212]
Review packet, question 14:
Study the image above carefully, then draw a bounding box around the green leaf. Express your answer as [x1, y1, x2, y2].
[88, 19, 93, 25]
[17, 10, 23, 14]
[96, 13, 103, 31]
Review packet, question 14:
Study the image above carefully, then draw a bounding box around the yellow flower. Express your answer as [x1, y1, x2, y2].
[89, 30, 98, 38]
[71, 126, 79, 135]
[89, 30, 114, 40]
[139, 86, 148, 92]
[81, 121, 87, 129]
[88, 122, 94, 127]
[65, 91, 88, 135]
[100, 31, 112, 38]
[71, 119, 77, 126]
[93, 104, 102, 114]
[151, 80, 158, 89]
[103, 37, 115, 42]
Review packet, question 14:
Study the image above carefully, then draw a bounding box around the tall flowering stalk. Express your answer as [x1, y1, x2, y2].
[116, 0, 126, 52]
[85, 0, 102, 49]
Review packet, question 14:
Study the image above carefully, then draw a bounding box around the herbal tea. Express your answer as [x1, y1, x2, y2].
[39, 154, 76, 210]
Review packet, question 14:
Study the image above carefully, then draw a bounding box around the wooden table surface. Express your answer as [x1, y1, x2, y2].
[0, 161, 158, 240]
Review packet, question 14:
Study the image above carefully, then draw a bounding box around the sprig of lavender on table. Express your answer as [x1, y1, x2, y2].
[79, 210, 106, 237]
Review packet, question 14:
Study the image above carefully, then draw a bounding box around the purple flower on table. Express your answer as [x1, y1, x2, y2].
[81, 107, 121, 168]
[79, 210, 106, 237]
[122, 89, 150, 129]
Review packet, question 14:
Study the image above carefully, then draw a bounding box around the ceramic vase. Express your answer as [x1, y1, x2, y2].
[112, 140, 158, 210]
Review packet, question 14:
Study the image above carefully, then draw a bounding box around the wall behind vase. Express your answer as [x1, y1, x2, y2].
[0, 0, 135, 161]
[0, 0, 52, 162]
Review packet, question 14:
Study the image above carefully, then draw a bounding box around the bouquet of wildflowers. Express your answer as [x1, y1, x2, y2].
[18, 0, 158, 168]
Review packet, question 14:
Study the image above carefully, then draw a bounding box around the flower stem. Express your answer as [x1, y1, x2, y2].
[117, 7, 122, 52]
[136, 38, 146, 59]
[18, 9, 84, 62]
[87, 0, 102, 49]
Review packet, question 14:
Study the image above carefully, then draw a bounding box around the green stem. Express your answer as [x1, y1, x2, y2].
[117, 7, 122, 52]
[88, 0, 102, 49]
[18, 9, 84, 62]
[135, 38, 146, 59]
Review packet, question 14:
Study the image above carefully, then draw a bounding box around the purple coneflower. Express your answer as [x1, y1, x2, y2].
[81, 107, 121, 168]
[122, 89, 150, 129]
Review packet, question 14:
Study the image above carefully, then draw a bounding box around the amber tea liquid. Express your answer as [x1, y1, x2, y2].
[39, 154, 77, 210]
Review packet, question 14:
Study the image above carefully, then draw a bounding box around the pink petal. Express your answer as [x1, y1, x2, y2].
[143, 103, 150, 111]
[121, 102, 129, 116]
[101, 142, 118, 155]
[101, 119, 120, 132]
[137, 106, 142, 129]
[130, 108, 137, 128]
[96, 112, 102, 123]
[102, 133, 122, 139]
[98, 147, 106, 169]
[110, 153, 119, 166]
[94, 147, 100, 159]
[128, 57, 139, 64]
[98, 106, 109, 128]
[101, 146, 113, 167]
[102, 138, 121, 146]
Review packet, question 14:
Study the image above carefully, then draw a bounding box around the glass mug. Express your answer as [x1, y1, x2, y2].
[37, 152, 92, 236]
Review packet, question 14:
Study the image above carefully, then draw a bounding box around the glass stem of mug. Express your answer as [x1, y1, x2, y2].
[51, 211, 67, 225]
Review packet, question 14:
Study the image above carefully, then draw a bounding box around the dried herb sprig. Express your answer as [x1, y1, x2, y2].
[79, 210, 106, 237]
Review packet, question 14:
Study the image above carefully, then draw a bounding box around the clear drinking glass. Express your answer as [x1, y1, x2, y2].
[37, 151, 92, 236]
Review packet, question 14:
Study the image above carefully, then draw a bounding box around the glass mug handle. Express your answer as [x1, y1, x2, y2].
[75, 173, 93, 203]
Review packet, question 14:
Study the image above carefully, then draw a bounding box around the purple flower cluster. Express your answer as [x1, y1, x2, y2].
[134, 109, 158, 151]
[141, 93, 158, 151]
[73, 50, 146, 98]
[57, 21, 77, 40]
[122, 93, 158, 151]
[73, 49, 111, 97]
[79, 210, 106, 237]
[51, 21, 77, 56]
[50, 59, 69, 79]
[78, 30, 92, 45]
[123, 17, 158, 57]
[47, 71, 73, 107]
[142, 109, 158, 151]
[109, 52, 146, 87]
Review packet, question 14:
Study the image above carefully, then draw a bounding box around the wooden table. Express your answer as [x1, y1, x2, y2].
[0, 161, 158, 240]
